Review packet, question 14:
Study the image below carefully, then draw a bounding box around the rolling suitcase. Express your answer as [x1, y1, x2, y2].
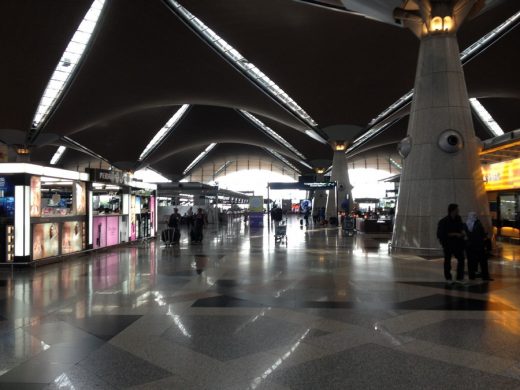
[161, 228, 174, 245]
[173, 228, 180, 244]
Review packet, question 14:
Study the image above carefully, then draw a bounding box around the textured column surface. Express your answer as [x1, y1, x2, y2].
[326, 150, 352, 218]
[313, 173, 328, 211]
[392, 33, 490, 255]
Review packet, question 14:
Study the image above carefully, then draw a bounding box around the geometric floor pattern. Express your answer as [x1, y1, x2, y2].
[0, 217, 519, 389]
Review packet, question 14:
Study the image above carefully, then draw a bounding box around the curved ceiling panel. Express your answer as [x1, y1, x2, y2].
[69, 105, 178, 165]
[144, 105, 303, 166]
[183, 0, 419, 128]
[478, 97, 520, 132]
[258, 115, 332, 161]
[465, 25, 520, 100]
[0, 0, 92, 131]
[42, 0, 308, 138]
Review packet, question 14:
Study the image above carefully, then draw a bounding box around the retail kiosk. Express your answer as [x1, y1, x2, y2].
[0, 163, 89, 264]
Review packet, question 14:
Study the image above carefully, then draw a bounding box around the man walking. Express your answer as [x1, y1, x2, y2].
[437, 204, 466, 282]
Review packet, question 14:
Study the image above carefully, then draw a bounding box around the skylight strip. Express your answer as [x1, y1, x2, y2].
[32, 0, 106, 131]
[214, 160, 234, 177]
[139, 104, 190, 161]
[50, 146, 67, 165]
[389, 158, 402, 170]
[183, 143, 217, 175]
[460, 10, 520, 61]
[239, 110, 306, 159]
[469, 98, 504, 137]
[265, 149, 301, 174]
[363, 9, 520, 136]
[166, 0, 318, 128]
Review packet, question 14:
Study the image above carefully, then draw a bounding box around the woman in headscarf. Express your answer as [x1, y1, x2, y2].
[465, 212, 492, 281]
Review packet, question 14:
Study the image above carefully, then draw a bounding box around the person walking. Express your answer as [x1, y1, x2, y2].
[186, 206, 194, 229]
[437, 204, 466, 282]
[168, 208, 181, 244]
[465, 211, 493, 281]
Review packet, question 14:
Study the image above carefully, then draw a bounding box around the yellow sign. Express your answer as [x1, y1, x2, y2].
[482, 158, 520, 191]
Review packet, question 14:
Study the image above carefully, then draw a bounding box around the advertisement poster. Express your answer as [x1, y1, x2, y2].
[150, 196, 155, 236]
[73, 182, 86, 215]
[33, 223, 59, 260]
[135, 196, 141, 214]
[30, 176, 41, 217]
[130, 196, 136, 241]
[93, 216, 107, 249]
[106, 216, 119, 247]
[62, 221, 84, 254]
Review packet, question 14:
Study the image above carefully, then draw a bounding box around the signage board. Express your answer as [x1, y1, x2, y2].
[482, 158, 520, 191]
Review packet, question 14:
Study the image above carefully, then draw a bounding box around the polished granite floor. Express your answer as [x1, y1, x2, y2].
[1, 217, 520, 389]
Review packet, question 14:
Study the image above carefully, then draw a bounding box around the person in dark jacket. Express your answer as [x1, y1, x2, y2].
[168, 208, 181, 243]
[465, 211, 493, 281]
[437, 204, 466, 282]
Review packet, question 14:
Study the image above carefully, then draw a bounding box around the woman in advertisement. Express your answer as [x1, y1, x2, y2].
[33, 222, 59, 260]
[30, 176, 41, 217]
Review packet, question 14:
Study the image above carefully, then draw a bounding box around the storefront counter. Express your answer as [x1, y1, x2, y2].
[356, 218, 392, 234]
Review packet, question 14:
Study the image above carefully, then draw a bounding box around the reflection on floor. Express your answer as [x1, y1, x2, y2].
[1, 216, 520, 389]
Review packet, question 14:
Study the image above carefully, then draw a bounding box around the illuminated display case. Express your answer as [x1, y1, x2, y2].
[0, 164, 89, 263]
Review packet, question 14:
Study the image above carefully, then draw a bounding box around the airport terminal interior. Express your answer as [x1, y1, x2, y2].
[1, 0, 520, 389]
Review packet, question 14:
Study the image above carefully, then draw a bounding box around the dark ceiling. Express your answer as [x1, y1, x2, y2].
[1, 0, 519, 179]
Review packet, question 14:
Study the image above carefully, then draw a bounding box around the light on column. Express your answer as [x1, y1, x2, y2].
[334, 143, 346, 151]
[429, 15, 453, 33]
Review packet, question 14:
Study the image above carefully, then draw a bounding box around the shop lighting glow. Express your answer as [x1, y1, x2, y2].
[0, 163, 89, 181]
[32, 0, 106, 129]
[138, 104, 190, 161]
[183, 143, 217, 175]
[166, 0, 318, 129]
[239, 110, 306, 159]
[265, 149, 301, 174]
[50, 146, 67, 165]
[359, 9, 520, 146]
[469, 98, 504, 137]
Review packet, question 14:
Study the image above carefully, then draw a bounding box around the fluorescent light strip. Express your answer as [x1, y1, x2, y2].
[139, 104, 190, 161]
[469, 98, 504, 137]
[265, 148, 301, 174]
[183, 143, 217, 175]
[362, 9, 520, 140]
[239, 110, 306, 159]
[32, 0, 106, 129]
[50, 146, 67, 165]
[167, 0, 318, 128]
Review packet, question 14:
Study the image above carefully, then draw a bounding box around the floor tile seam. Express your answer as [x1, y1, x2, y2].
[375, 311, 451, 335]
[390, 338, 520, 377]
[109, 336, 227, 376]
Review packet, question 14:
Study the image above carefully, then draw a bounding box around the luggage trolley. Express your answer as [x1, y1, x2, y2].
[274, 220, 287, 243]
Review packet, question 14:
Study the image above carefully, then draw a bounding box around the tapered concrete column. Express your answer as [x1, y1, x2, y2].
[321, 125, 362, 221]
[313, 172, 328, 209]
[310, 160, 331, 216]
[392, 31, 490, 255]
[326, 150, 353, 218]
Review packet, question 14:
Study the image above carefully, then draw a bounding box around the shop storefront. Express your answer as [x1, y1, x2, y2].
[0, 164, 157, 265]
[87, 168, 157, 249]
[482, 157, 520, 240]
[0, 163, 89, 263]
